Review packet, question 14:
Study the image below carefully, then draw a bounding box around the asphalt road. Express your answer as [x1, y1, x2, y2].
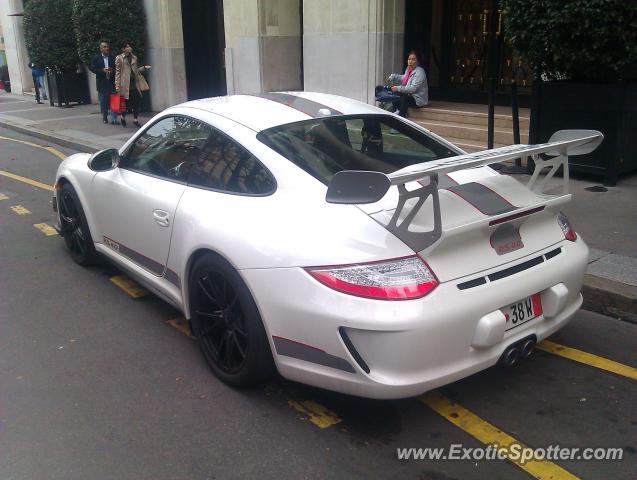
[1, 127, 635, 480]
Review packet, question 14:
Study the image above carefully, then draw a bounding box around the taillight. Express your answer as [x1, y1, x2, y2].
[557, 212, 577, 241]
[305, 255, 438, 300]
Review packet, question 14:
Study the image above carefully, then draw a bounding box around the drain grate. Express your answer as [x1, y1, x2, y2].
[584, 185, 608, 192]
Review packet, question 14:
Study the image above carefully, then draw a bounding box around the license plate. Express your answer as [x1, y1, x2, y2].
[503, 293, 543, 330]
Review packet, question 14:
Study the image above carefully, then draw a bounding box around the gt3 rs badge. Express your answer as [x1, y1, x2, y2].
[103, 236, 120, 252]
[490, 223, 523, 255]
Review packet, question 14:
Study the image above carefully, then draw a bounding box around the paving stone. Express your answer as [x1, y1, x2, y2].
[588, 248, 609, 264]
[587, 254, 637, 287]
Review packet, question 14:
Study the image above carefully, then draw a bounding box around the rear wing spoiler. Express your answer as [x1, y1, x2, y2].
[326, 129, 603, 251]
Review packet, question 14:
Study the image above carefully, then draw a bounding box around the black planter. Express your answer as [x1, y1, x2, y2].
[533, 81, 637, 186]
[47, 71, 91, 107]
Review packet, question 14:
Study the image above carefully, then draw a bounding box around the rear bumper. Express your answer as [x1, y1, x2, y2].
[241, 238, 588, 399]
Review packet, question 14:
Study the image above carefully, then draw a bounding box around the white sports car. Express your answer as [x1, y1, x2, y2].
[52, 92, 602, 399]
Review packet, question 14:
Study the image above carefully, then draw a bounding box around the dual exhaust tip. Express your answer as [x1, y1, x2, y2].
[499, 336, 537, 367]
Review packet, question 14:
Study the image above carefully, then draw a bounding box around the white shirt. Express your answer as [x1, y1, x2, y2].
[102, 55, 109, 69]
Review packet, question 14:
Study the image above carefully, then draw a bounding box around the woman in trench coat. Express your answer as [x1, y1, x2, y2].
[115, 41, 151, 127]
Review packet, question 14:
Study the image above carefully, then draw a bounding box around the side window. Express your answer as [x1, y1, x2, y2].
[122, 116, 213, 181]
[188, 129, 276, 195]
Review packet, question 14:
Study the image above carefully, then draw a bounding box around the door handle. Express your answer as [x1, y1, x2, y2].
[153, 209, 170, 227]
[496, 9, 502, 37]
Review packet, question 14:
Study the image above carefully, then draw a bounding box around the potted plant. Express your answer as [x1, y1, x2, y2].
[502, 0, 637, 185]
[23, 0, 90, 107]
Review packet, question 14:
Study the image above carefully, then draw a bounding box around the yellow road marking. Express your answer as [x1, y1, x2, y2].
[47, 147, 66, 160]
[10, 204, 31, 215]
[288, 399, 342, 429]
[0, 134, 67, 160]
[0, 193, 9, 200]
[33, 223, 58, 236]
[537, 340, 637, 381]
[110, 275, 149, 298]
[420, 391, 579, 480]
[167, 317, 194, 338]
[0, 170, 54, 191]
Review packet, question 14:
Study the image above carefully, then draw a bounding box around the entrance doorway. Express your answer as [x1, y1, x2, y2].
[405, 0, 533, 105]
[447, 0, 532, 96]
[181, 0, 226, 100]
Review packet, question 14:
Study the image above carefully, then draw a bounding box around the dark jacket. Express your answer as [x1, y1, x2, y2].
[89, 53, 116, 94]
[28, 62, 45, 77]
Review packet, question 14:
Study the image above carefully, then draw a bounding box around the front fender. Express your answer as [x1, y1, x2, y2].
[55, 153, 99, 242]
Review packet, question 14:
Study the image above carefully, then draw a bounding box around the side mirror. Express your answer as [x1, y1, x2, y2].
[88, 148, 120, 172]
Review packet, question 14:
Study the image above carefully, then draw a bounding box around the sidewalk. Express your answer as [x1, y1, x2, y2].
[1, 91, 636, 321]
[0, 92, 154, 152]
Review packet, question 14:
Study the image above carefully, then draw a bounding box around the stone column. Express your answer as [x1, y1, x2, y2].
[0, 0, 34, 95]
[370, 0, 406, 103]
[260, 0, 303, 92]
[223, 0, 260, 94]
[142, 0, 188, 111]
[223, 0, 302, 94]
[303, 0, 404, 103]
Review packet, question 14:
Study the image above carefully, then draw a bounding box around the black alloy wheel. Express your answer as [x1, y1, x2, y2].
[189, 253, 274, 386]
[58, 183, 96, 266]
[195, 271, 248, 373]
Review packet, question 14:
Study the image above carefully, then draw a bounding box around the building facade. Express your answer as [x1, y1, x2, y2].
[0, 0, 527, 110]
[0, 0, 33, 95]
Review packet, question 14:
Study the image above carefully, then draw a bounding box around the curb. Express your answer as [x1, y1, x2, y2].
[582, 274, 637, 324]
[2, 118, 636, 323]
[0, 120, 106, 153]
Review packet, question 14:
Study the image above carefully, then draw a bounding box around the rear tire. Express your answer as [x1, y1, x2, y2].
[189, 253, 274, 387]
[58, 183, 97, 266]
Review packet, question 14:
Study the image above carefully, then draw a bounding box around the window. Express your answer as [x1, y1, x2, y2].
[187, 129, 276, 195]
[256, 114, 457, 184]
[122, 116, 213, 182]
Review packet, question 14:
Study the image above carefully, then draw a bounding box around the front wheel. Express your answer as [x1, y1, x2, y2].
[189, 253, 274, 387]
[58, 183, 97, 266]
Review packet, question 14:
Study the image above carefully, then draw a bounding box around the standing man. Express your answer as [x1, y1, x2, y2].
[28, 61, 47, 104]
[89, 41, 117, 124]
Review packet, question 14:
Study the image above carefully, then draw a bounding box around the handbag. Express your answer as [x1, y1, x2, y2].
[138, 72, 150, 92]
[109, 93, 126, 113]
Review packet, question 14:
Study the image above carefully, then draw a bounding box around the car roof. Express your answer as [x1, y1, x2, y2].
[178, 91, 382, 132]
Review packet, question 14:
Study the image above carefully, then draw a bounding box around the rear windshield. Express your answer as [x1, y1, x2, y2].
[256, 114, 457, 184]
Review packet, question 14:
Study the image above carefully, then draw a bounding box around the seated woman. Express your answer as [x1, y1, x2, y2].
[376, 50, 428, 118]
